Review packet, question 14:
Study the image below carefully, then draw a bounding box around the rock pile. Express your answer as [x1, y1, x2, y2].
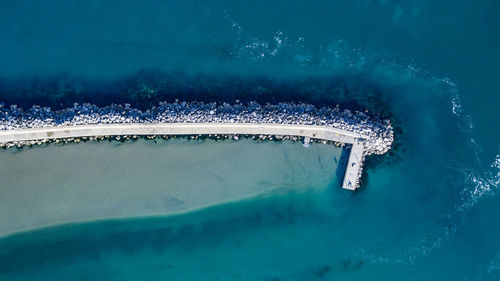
[0, 101, 393, 154]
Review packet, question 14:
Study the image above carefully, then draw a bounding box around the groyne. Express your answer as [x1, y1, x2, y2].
[0, 101, 394, 189]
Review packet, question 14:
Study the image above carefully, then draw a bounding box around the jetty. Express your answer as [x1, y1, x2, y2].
[0, 101, 394, 190]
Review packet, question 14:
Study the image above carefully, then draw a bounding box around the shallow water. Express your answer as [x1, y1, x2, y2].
[0, 139, 344, 237]
[0, 0, 499, 280]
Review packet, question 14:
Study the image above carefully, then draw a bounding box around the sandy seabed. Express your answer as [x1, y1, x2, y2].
[0, 139, 343, 237]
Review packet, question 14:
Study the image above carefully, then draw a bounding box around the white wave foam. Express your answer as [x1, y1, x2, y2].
[312, 37, 499, 265]
[439, 76, 498, 211]
[399, 153, 500, 266]
[235, 30, 313, 66]
[458, 147, 500, 211]
[224, 24, 499, 265]
[465, 253, 500, 281]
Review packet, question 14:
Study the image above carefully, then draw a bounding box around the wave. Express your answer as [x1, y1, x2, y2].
[297, 37, 500, 265]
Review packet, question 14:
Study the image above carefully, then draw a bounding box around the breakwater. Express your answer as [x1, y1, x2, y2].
[0, 101, 394, 189]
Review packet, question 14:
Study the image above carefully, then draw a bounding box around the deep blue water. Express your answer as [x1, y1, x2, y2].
[0, 0, 499, 280]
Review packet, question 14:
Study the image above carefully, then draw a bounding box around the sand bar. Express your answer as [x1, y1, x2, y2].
[0, 139, 343, 238]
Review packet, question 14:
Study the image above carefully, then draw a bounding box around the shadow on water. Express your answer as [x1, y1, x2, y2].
[0, 70, 393, 119]
[334, 147, 350, 187]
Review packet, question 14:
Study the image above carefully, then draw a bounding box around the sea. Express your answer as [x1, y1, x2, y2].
[0, 0, 499, 280]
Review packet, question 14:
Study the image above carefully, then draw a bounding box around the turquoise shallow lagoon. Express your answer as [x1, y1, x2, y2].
[0, 0, 500, 280]
[0, 139, 345, 237]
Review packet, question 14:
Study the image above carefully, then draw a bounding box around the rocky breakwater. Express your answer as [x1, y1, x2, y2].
[0, 101, 394, 154]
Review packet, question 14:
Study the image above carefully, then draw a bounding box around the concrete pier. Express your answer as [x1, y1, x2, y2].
[0, 123, 368, 190]
[342, 140, 366, 190]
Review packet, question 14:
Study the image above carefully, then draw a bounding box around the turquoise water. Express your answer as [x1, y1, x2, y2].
[1, 0, 499, 280]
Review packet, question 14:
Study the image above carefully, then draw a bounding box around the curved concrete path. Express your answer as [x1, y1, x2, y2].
[0, 123, 367, 143]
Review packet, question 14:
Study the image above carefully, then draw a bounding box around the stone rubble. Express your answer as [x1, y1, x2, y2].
[0, 101, 393, 155]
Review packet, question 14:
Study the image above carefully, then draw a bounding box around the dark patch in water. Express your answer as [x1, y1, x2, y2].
[0, 70, 393, 120]
[340, 258, 364, 272]
[0, 190, 333, 274]
[335, 148, 350, 187]
[314, 265, 331, 278]
[317, 154, 325, 170]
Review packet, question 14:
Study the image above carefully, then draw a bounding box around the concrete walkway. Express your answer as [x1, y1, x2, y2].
[342, 140, 366, 190]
